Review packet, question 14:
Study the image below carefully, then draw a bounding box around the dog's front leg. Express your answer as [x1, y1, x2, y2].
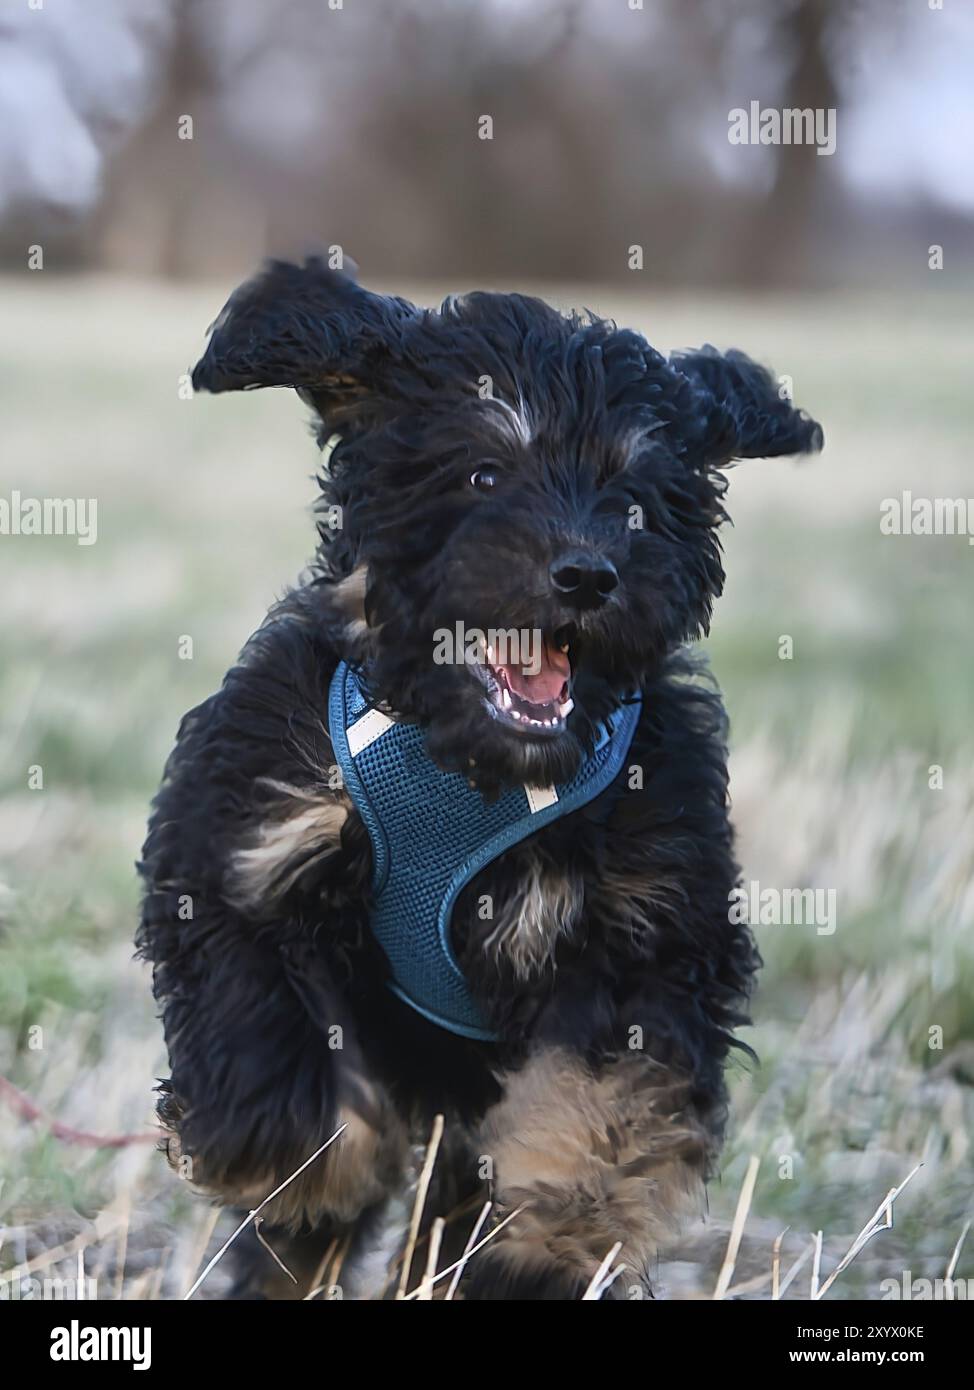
[463, 1046, 709, 1300]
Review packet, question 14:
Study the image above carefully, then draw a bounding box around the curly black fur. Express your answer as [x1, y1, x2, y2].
[138, 258, 822, 1299]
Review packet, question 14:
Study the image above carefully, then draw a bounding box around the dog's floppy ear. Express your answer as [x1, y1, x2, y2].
[669, 346, 823, 466]
[191, 257, 419, 429]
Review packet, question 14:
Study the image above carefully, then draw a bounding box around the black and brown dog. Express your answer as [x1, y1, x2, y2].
[138, 259, 822, 1300]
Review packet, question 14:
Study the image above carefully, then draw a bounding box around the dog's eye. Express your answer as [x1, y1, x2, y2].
[469, 468, 499, 493]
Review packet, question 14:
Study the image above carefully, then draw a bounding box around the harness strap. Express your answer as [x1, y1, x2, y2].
[329, 662, 641, 1040]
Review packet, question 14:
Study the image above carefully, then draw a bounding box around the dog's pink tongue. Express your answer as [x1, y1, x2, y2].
[503, 640, 570, 705]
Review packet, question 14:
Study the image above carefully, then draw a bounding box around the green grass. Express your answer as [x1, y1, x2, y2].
[1, 274, 972, 1299]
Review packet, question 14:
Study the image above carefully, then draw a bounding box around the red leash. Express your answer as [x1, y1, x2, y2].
[0, 1074, 160, 1149]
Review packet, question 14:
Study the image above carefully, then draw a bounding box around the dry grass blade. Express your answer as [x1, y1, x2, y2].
[813, 1162, 922, 1300]
[810, 1230, 823, 1299]
[725, 1270, 774, 1297]
[417, 1217, 446, 1300]
[181, 1204, 221, 1300]
[378, 1190, 483, 1300]
[304, 1234, 352, 1295]
[771, 1226, 788, 1301]
[182, 1124, 347, 1300]
[3, 1210, 127, 1285]
[126, 1269, 154, 1301]
[402, 1203, 526, 1300]
[326, 1233, 350, 1295]
[147, 1247, 170, 1300]
[727, 1225, 796, 1299]
[946, 1219, 971, 1281]
[304, 1237, 340, 1300]
[777, 1239, 814, 1300]
[444, 1199, 492, 1301]
[712, 1154, 760, 1299]
[254, 1216, 297, 1285]
[396, 1112, 444, 1299]
[111, 1196, 131, 1301]
[582, 1241, 623, 1300]
[590, 1262, 628, 1300]
[303, 1235, 347, 1303]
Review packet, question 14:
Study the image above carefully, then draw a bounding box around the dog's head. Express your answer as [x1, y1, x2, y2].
[193, 258, 822, 792]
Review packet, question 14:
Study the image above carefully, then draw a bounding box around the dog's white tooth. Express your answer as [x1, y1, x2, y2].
[501, 688, 512, 710]
[559, 697, 574, 718]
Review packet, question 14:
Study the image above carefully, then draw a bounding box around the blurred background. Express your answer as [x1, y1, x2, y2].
[3, 0, 974, 286]
[1, 0, 972, 1300]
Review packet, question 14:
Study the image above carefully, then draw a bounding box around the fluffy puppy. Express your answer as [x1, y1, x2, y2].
[137, 259, 822, 1299]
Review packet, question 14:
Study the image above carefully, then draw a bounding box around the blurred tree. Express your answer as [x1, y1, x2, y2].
[0, 0, 961, 289]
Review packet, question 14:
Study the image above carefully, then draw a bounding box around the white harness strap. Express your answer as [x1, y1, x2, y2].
[525, 784, 559, 814]
[346, 707, 396, 756]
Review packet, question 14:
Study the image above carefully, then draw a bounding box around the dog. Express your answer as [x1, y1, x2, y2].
[137, 258, 822, 1299]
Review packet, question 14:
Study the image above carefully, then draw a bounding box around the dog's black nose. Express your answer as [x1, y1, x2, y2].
[549, 552, 619, 607]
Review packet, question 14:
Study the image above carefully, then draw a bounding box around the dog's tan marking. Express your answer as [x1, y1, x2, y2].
[593, 864, 690, 941]
[242, 1097, 407, 1232]
[483, 859, 582, 979]
[475, 1048, 708, 1294]
[172, 1086, 409, 1236]
[330, 564, 370, 644]
[226, 781, 349, 909]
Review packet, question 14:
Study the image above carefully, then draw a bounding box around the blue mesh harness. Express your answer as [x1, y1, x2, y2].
[329, 661, 642, 1041]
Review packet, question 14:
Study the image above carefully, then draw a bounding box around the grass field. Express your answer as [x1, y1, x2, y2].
[1, 274, 972, 1300]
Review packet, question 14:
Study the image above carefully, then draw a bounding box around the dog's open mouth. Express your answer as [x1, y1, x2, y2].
[475, 626, 575, 735]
